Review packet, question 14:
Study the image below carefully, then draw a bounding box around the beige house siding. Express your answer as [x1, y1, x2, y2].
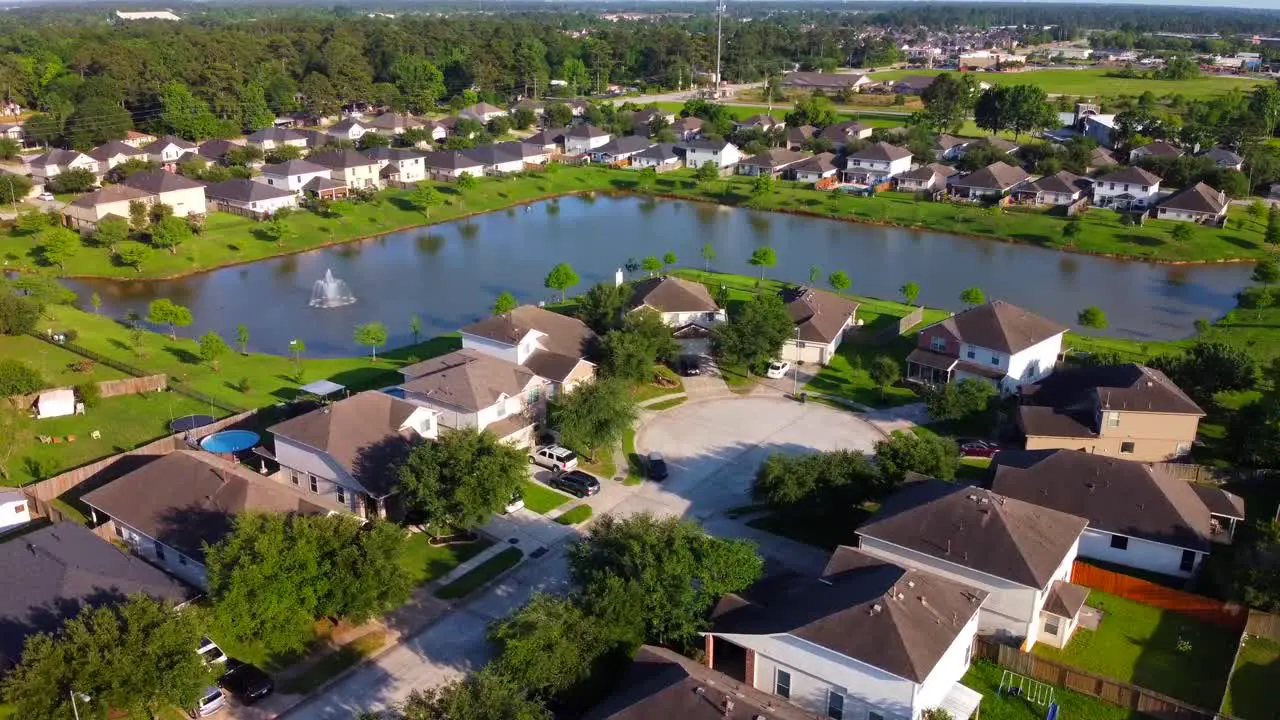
[782, 338, 837, 365]
[334, 164, 382, 189]
[156, 187, 207, 218]
[1023, 434, 1192, 462]
[558, 361, 597, 393]
[63, 197, 150, 231]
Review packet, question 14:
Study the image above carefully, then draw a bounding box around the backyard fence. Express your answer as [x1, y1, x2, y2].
[972, 638, 1220, 720]
[1243, 608, 1280, 642]
[1071, 561, 1248, 630]
[894, 306, 925, 335]
[7, 374, 168, 409]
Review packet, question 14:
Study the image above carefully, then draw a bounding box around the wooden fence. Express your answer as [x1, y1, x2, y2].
[895, 306, 925, 335]
[1072, 561, 1248, 630]
[972, 638, 1219, 720]
[7, 374, 168, 409]
[1244, 608, 1280, 642]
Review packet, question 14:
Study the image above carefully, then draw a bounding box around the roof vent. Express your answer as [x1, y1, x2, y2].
[897, 593, 905, 600]
[695, 687, 706, 696]
[871, 603, 883, 614]
[722, 699, 735, 715]
[967, 493, 978, 502]
[907, 580, 915, 588]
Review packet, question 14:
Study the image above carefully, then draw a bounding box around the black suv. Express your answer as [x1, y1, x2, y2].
[678, 355, 704, 377]
[218, 659, 274, 704]
[552, 470, 601, 498]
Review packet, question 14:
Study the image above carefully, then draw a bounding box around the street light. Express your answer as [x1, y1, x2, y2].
[69, 690, 90, 720]
[792, 326, 801, 399]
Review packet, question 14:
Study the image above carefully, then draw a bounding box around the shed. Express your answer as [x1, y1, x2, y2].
[36, 388, 77, 419]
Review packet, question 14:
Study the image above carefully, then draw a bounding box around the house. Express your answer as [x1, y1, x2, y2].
[590, 136, 654, 164]
[0, 122, 22, 143]
[705, 546, 987, 720]
[819, 121, 874, 151]
[365, 112, 425, 136]
[459, 305, 598, 394]
[122, 130, 156, 148]
[857, 477, 1089, 650]
[733, 114, 780, 133]
[61, 185, 154, 231]
[632, 107, 676, 128]
[267, 391, 439, 519]
[895, 163, 959, 192]
[122, 170, 207, 219]
[245, 127, 310, 153]
[396, 349, 548, 446]
[204, 178, 298, 217]
[1016, 170, 1091, 206]
[842, 142, 913, 185]
[585, 645, 816, 720]
[783, 125, 816, 151]
[1129, 140, 1182, 163]
[670, 116, 703, 141]
[25, 149, 99, 183]
[905, 300, 1066, 394]
[324, 118, 370, 143]
[256, 159, 335, 194]
[87, 140, 145, 174]
[0, 489, 30, 531]
[141, 135, 197, 169]
[307, 150, 383, 190]
[458, 102, 508, 124]
[781, 71, 877, 94]
[631, 143, 683, 171]
[492, 141, 548, 166]
[1092, 166, 1161, 211]
[948, 162, 1030, 202]
[0, 522, 195, 671]
[525, 127, 569, 154]
[628, 275, 727, 355]
[974, 136, 1019, 156]
[684, 138, 741, 171]
[792, 152, 839, 184]
[990, 449, 1240, 577]
[196, 139, 239, 164]
[934, 134, 971, 161]
[1201, 147, 1243, 171]
[511, 98, 545, 117]
[1082, 116, 1116, 149]
[737, 148, 810, 178]
[564, 124, 612, 155]
[364, 147, 427, 187]
[1156, 182, 1228, 225]
[1016, 363, 1205, 461]
[81, 450, 330, 588]
[464, 144, 527, 175]
[422, 150, 487, 181]
[891, 75, 936, 95]
[778, 286, 859, 366]
[1088, 146, 1120, 172]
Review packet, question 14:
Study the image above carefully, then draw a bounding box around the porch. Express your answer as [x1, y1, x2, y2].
[1036, 579, 1092, 650]
[905, 347, 957, 385]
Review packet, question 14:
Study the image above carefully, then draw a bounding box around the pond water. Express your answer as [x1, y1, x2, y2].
[67, 195, 1254, 357]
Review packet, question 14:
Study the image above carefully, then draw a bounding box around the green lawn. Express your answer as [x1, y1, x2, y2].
[870, 68, 1264, 100]
[645, 397, 687, 411]
[963, 660, 1153, 720]
[0, 335, 126, 387]
[398, 533, 494, 586]
[435, 547, 524, 600]
[1032, 590, 1238, 709]
[519, 479, 570, 514]
[1223, 636, 1280, 720]
[651, 100, 911, 126]
[622, 426, 644, 485]
[276, 629, 387, 695]
[956, 457, 992, 483]
[631, 365, 684, 402]
[556, 505, 593, 525]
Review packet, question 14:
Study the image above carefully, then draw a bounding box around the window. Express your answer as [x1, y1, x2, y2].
[309, 476, 319, 493]
[528, 386, 541, 404]
[290, 470, 300, 486]
[990, 356, 1000, 366]
[1045, 616, 1060, 636]
[1106, 412, 1120, 428]
[1180, 550, 1196, 572]
[966, 350, 976, 359]
[929, 336, 946, 352]
[1120, 441, 1136, 454]
[336, 487, 346, 505]
[870, 713, 884, 720]
[155, 545, 165, 561]
[495, 401, 508, 418]
[14, 503, 24, 514]
[826, 691, 845, 720]
[775, 669, 791, 699]
[114, 524, 124, 539]
[1110, 534, 1129, 550]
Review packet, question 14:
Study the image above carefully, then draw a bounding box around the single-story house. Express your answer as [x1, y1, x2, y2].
[1089, 146, 1121, 172]
[630, 143, 683, 171]
[62, 185, 154, 231]
[1200, 147, 1243, 171]
[196, 138, 239, 164]
[895, 162, 959, 192]
[891, 75, 936, 95]
[1156, 182, 1228, 224]
[733, 114, 780, 133]
[590, 136, 653, 164]
[1129, 140, 1182, 163]
[792, 152, 839, 184]
[779, 286, 858, 366]
[122, 130, 156, 148]
[88, 140, 145, 175]
[204, 178, 298, 217]
[422, 150, 487, 181]
[511, 98, 545, 117]
[781, 71, 877, 94]
[1016, 170, 1092, 206]
[245, 127, 310, 153]
[737, 148, 810, 178]
[122, 170, 207, 218]
[525, 127, 569, 153]
[948, 162, 1030, 202]
[324, 118, 370, 143]
[464, 144, 527, 175]
[141, 135, 197, 170]
[458, 102, 508, 124]
[491, 141, 549, 166]
[25, 149, 100, 183]
[364, 112, 425, 136]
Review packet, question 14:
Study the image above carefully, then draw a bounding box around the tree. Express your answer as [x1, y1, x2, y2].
[149, 215, 192, 254]
[1249, 199, 1268, 223]
[354, 321, 388, 361]
[747, 246, 777, 282]
[569, 513, 763, 645]
[925, 378, 997, 423]
[601, 309, 679, 382]
[1268, 206, 1280, 249]
[974, 84, 1056, 141]
[115, 241, 150, 272]
[0, 399, 31, 480]
[549, 378, 637, 461]
[409, 183, 443, 217]
[391, 55, 446, 113]
[0, 292, 39, 336]
[874, 430, 959, 485]
[1150, 341, 1256, 403]
[240, 82, 276, 132]
[0, 358, 44, 395]
[1170, 222, 1194, 244]
[753, 450, 882, 513]
[46, 168, 96, 194]
[160, 81, 219, 140]
[700, 243, 717, 272]
[1, 595, 208, 720]
[544, 263, 580, 302]
[694, 160, 720, 185]
[395, 671, 551, 720]
[493, 291, 518, 316]
[545, 103, 573, 128]
[0, 138, 17, 160]
[0, 173, 30, 207]
[900, 281, 921, 307]
[1078, 306, 1109, 329]
[409, 314, 422, 345]
[36, 226, 79, 269]
[15, 209, 52, 235]
[456, 172, 478, 192]
[662, 252, 677, 270]
[1231, 519, 1280, 611]
[829, 270, 851, 292]
[512, 108, 536, 131]
[93, 217, 129, 251]
[197, 330, 228, 371]
[576, 281, 630, 334]
[90, 292, 102, 314]
[750, 173, 775, 199]
[1253, 258, 1280, 289]
[711, 292, 794, 373]
[235, 323, 249, 354]
[129, 199, 150, 232]
[641, 256, 662, 276]
[1062, 217, 1082, 247]
[960, 287, 985, 307]
[260, 215, 294, 247]
[809, 265, 822, 285]
[785, 95, 838, 128]
[920, 73, 977, 133]
[869, 355, 901, 398]
[396, 427, 527, 531]
[147, 298, 192, 339]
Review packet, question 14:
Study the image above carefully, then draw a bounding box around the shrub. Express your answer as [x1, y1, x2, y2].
[76, 381, 101, 409]
[0, 292, 40, 335]
[235, 376, 252, 394]
[62, 328, 78, 343]
[0, 358, 44, 395]
[68, 359, 95, 374]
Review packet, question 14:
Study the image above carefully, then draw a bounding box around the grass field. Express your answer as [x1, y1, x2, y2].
[0, 335, 126, 388]
[1223, 636, 1280, 720]
[962, 661, 1151, 720]
[555, 505, 593, 525]
[651, 100, 908, 128]
[435, 547, 524, 600]
[276, 629, 387, 695]
[398, 534, 493, 586]
[870, 68, 1265, 101]
[519, 479, 570, 514]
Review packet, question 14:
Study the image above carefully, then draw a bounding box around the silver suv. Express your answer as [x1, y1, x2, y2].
[530, 445, 578, 472]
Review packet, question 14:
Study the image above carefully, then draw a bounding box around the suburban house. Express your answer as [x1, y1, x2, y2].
[628, 275, 727, 356]
[632, 107, 676, 132]
[1129, 140, 1182, 163]
[1015, 170, 1092, 206]
[891, 75, 936, 95]
[1016, 363, 1205, 461]
[793, 152, 839, 184]
[819, 121, 874, 151]
[459, 305, 598, 395]
[267, 391, 440, 520]
[784, 125, 816, 151]
[737, 148, 810, 178]
[364, 147, 427, 187]
[895, 163, 959, 193]
[525, 127, 568, 153]
[365, 112, 425, 136]
[465, 143, 527, 175]
[0, 122, 22, 144]
[458, 102, 508, 124]
[511, 98, 545, 117]
[61, 185, 153, 231]
[81, 450, 330, 589]
[122, 130, 156, 148]
[631, 143, 683, 171]
[990, 449, 1244, 577]
[204, 178, 298, 217]
[669, 116, 703, 141]
[934, 135, 971, 161]
[1201, 147, 1243, 171]
[25, 149, 99, 183]
[122, 170, 207, 219]
[196, 138, 239, 163]
[1092, 167, 1162, 210]
[781, 71, 877, 93]
[684, 138, 741, 171]
[255, 159, 335, 194]
[308, 149, 383, 190]
[0, 522, 195, 672]
[422, 150, 487, 181]
[972, 136, 1019, 157]
[1089, 147, 1121, 172]
[857, 478, 1089, 651]
[590, 136, 654, 165]
[948, 162, 1030, 202]
[905, 300, 1067, 394]
[324, 118, 370, 143]
[1155, 182, 1229, 225]
[88, 140, 145, 174]
[842, 142, 913, 186]
[705, 546, 987, 720]
[491, 141, 548, 166]
[141, 135, 197, 170]
[395, 349, 548, 446]
[733, 114, 781, 133]
[245, 127, 310, 152]
[564, 124, 612, 155]
[778, 286, 859, 366]
[0, 489, 30, 531]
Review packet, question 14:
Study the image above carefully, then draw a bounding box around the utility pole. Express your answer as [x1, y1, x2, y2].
[715, 0, 725, 98]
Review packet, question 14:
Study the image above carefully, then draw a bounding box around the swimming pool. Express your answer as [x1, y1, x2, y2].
[200, 430, 261, 454]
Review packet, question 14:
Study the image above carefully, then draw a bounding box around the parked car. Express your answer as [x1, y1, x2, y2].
[192, 687, 227, 717]
[197, 637, 227, 665]
[37, 191, 54, 201]
[647, 452, 668, 480]
[530, 445, 579, 472]
[678, 355, 703, 377]
[766, 360, 791, 379]
[959, 440, 1000, 458]
[551, 470, 600, 498]
[219, 660, 274, 704]
[504, 491, 525, 514]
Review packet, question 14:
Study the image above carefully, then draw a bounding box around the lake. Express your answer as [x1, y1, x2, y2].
[67, 195, 1255, 357]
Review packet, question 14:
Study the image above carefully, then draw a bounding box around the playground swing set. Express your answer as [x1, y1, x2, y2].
[998, 669, 1061, 720]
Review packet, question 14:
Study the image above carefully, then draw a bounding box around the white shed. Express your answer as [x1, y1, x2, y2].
[36, 388, 77, 419]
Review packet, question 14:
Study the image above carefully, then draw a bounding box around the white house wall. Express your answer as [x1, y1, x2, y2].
[110, 519, 208, 589]
[256, 170, 330, 193]
[913, 612, 981, 716]
[0, 498, 31, 530]
[1078, 528, 1202, 578]
[157, 187, 207, 217]
[1004, 334, 1063, 391]
[461, 333, 522, 364]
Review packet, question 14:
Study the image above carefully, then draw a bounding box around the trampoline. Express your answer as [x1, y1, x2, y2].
[200, 430, 261, 454]
[170, 414, 216, 433]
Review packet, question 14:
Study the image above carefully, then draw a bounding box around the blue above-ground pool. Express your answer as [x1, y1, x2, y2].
[200, 430, 261, 454]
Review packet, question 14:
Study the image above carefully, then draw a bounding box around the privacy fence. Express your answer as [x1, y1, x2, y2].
[7, 374, 168, 408]
[1071, 561, 1248, 630]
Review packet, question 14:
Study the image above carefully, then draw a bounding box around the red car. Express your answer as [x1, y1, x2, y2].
[959, 441, 1000, 458]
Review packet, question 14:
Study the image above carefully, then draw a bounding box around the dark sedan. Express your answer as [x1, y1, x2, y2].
[552, 470, 601, 498]
[219, 660, 274, 704]
[959, 440, 1000, 458]
[647, 452, 669, 481]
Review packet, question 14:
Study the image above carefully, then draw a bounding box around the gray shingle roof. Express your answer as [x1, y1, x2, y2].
[1159, 182, 1227, 215]
[205, 178, 296, 203]
[260, 159, 330, 176]
[594, 136, 653, 156]
[1029, 170, 1091, 195]
[1097, 166, 1162, 186]
[460, 305, 597, 362]
[1020, 363, 1204, 417]
[421, 150, 485, 171]
[121, 170, 205, 194]
[780, 286, 858, 344]
[246, 127, 307, 143]
[70, 185, 153, 208]
[952, 161, 1030, 191]
[307, 150, 378, 170]
[88, 141, 143, 162]
[849, 141, 913, 162]
[629, 276, 720, 313]
[921, 300, 1066, 354]
[398, 349, 538, 412]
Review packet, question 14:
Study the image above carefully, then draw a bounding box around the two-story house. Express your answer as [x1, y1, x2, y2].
[87, 140, 145, 175]
[459, 305, 598, 395]
[25, 149, 100, 184]
[905, 300, 1067, 395]
[255, 159, 342, 196]
[81, 450, 329, 589]
[843, 142, 913, 186]
[670, 116, 703, 141]
[627, 275, 727, 356]
[324, 118, 370, 143]
[1092, 166, 1162, 211]
[991, 449, 1244, 578]
[705, 546, 988, 720]
[308, 150, 382, 190]
[122, 170, 207, 219]
[1016, 363, 1205, 461]
[421, 150, 487, 181]
[684, 139, 741, 172]
[267, 391, 439, 519]
[141, 135, 197, 170]
[395, 349, 549, 446]
[364, 147, 427, 187]
[778, 286, 859, 366]
[564, 124, 612, 155]
[857, 477, 1090, 651]
[245, 127, 310, 153]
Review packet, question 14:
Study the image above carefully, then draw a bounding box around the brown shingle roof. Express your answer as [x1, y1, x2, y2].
[739, 148, 809, 169]
[1134, 140, 1182, 158]
[122, 170, 205, 194]
[857, 477, 1087, 588]
[779, 286, 858, 344]
[88, 140, 144, 162]
[399, 349, 537, 412]
[1029, 170, 1091, 196]
[990, 449, 1214, 552]
[710, 546, 987, 683]
[952, 161, 1030, 191]
[924, 300, 1066, 354]
[69, 185, 153, 208]
[898, 162, 960, 182]
[629, 276, 720, 314]
[1160, 182, 1227, 215]
[1021, 364, 1204, 417]
[849, 141, 913, 162]
[460, 305, 597, 362]
[1191, 485, 1246, 520]
[1043, 580, 1090, 619]
[1097, 166, 1162, 186]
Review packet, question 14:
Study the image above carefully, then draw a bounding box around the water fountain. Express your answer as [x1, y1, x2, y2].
[309, 269, 356, 308]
